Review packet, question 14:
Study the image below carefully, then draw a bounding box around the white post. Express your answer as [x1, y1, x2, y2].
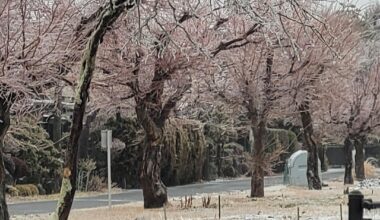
[107, 130, 112, 210]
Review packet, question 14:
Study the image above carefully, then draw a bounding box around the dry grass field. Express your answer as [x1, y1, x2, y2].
[7, 188, 124, 204]
[11, 180, 380, 220]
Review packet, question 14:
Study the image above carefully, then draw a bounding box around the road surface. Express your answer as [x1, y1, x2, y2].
[9, 169, 344, 215]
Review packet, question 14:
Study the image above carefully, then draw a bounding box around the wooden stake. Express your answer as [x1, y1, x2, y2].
[163, 204, 167, 220]
[297, 206, 300, 220]
[218, 195, 221, 219]
[340, 203, 343, 220]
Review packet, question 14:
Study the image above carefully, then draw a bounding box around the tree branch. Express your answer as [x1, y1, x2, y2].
[212, 23, 263, 57]
[160, 81, 192, 122]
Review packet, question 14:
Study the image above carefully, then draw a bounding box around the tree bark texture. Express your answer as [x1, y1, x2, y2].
[353, 135, 366, 181]
[299, 102, 322, 190]
[54, 1, 135, 219]
[0, 97, 12, 220]
[79, 110, 98, 159]
[343, 136, 354, 184]
[140, 137, 167, 208]
[216, 143, 222, 177]
[202, 145, 211, 180]
[52, 85, 63, 149]
[250, 120, 266, 198]
[135, 99, 168, 208]
[318, 145, 327, 172]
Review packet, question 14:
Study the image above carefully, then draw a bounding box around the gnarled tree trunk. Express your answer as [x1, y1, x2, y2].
[140, 137, 167, 208]
[135, 100, 168, 208]
[131, 14, 193, 206]
[343, 136, 354, 184]
[299, 102, 321, 190]
[0, 97, 11, 220]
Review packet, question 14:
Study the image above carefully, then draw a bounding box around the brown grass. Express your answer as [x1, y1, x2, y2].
[14, 184, 39, 197]
[7, 188, 123, 204]
[13, 181, 380, 220]
[364, 158, 378, 178]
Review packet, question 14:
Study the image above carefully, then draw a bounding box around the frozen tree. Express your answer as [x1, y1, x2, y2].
[273, 5, 362, 188]
[92, 0, 207, 207]
[52, 1, 137, 219]
[323, 4, 380, 183]
[205, 0, 341, 193]
[0, 1, 89, 218]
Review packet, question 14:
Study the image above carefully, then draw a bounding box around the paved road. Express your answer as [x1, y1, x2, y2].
[9, 169, 344, 215]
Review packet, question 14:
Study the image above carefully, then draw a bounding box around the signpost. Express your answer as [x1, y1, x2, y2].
[101, 130, 112, 210]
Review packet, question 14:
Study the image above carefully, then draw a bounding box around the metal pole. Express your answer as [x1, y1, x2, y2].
[107, 130, 112, 210]
[348, 190, 364, 220]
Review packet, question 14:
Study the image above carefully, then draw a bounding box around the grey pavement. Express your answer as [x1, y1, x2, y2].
[9, 169, 344, 216]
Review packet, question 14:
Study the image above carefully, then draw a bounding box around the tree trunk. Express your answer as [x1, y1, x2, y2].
[0, 98, 11, 220]
[299, 102, 321, 190]
[52, 114, 62, 148]
[250, 121, 266, 198]
[0, 138, 9, 220]
[354, 135, 366, 181]
[0, 159, 8, 220]
[55, 79, 90, 220]
[318, 145, 327, 172]
[54, 2, 135, 219]
[139, 140, 167, 208]
[78, 125, 89, 159]
[79, 110, 98, 159]
[135, 101, 168, 208]
[216, 143, 222, 177]
[343, 136, 354, 184]
[203, 144, 210, 180]
[128, 12, 193, 208]
[52, 85, 63, 150]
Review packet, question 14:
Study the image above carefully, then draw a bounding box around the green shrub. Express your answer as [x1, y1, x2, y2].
[4, 117, 63, 186]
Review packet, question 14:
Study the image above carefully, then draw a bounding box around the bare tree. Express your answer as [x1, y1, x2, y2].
[0, 1, 88, 218]
[317, 5, 379, 184]
[93, 0, 204, 207]
[325, 51, 380, 183]
[206, 0, 337, 193]
[282, 7, 362, 189]
[52, 1, 137, 219]
[210, 41, 285, 197]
